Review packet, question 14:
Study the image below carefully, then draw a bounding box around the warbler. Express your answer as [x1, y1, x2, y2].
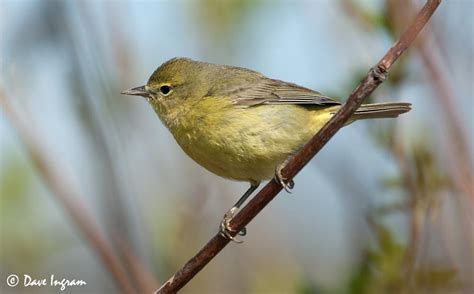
[122, 57, 411, 241]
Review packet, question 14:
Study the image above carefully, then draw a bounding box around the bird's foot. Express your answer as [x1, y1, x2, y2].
[219, 207, 246, 243]
[275, 163, 295, 193]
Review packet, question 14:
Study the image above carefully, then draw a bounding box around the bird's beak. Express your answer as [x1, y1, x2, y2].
[121, 85, 149, 97]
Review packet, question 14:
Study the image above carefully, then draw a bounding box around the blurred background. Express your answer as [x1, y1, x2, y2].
[1, 0, 472, 293]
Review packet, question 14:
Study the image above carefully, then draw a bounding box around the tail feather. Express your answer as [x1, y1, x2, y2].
[351, 102, 412, 120]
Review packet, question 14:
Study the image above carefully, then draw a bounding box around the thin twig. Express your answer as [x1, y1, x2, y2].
[389, 123, 419, 283]
[416, 34, 474, 201]
[387, 1, 473, 286]
[156, 1, 442, 292]
[0, 88, 136, 293]
[388, 0, 473, 206]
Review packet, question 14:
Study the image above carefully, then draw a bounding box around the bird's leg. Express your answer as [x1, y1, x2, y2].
[275, 158, 295, 193]
[219, 183, 260, 243]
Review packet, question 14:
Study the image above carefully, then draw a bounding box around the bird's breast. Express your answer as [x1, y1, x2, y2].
[165, 98, 324, 182]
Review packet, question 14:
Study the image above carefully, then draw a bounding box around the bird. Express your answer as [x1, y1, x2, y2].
[121, 57, 411, 242]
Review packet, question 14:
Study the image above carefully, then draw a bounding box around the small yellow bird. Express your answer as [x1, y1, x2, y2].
[122, 57, 411, 241]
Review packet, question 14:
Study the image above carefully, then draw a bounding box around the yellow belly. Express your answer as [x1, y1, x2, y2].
[166, 97, 334, 183]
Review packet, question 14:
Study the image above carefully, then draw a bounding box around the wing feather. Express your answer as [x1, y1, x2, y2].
[232, 79, 340, 107]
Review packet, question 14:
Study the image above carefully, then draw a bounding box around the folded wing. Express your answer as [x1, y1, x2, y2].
[232, 79, 341, 107]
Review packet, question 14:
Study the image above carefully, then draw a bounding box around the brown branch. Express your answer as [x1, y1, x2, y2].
[0, 88, 136, 293]
[156, 1, 442, 292]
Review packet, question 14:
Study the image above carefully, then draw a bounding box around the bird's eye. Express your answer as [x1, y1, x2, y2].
[160, 85, 172, 95]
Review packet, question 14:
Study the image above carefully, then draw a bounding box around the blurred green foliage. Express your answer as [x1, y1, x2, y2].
[339, 2, 462, 293]
[347, 222, 458, 293]
[196, 0, 256, 38]
[0, 154, 65, 273]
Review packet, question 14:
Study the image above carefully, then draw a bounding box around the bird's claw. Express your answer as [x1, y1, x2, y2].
[219, 207, 246, 243]
[275, 164, 295, 193]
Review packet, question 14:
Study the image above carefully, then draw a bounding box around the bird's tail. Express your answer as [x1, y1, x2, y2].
[350, 102, 412, 120]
